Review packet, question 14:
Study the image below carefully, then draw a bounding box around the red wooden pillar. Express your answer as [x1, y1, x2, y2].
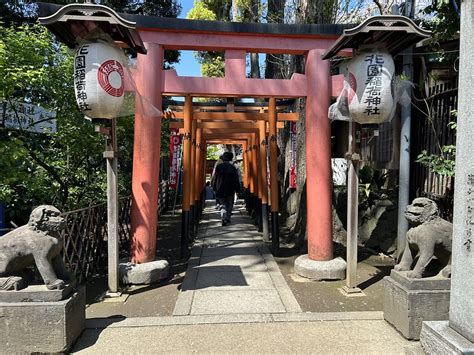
[243, 141, 249, 189]
[305, 49, 333, 261]
[251, 134, 259, 198]
[258, 120, 269, 241]
[130, 43, 163, 263]
[248, 137, 255, 195]
[181, 96, 193, 255]
[268, 98, 279, 252]
[190, 119, 196, 209]
[195, 127, 203, 202]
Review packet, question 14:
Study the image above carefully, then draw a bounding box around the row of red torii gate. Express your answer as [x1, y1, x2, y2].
[128, 30, 341, 268]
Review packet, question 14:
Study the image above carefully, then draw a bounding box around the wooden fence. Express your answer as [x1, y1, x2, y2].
[411, 81, 458, 221]
[60, 181, 170, 282]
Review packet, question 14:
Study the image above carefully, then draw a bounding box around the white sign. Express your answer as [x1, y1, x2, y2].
[74, 41, 125, 119]
[0, 102, 56, 133]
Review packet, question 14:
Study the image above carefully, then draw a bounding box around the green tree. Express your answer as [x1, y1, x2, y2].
[0, 24, 134, 224]
[2, 0, 182, 67]
[187, 0, 226, 77]
[422, 0, 460, 43]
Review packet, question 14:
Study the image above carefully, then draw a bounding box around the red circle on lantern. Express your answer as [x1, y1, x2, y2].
[97, 60, 124, 97]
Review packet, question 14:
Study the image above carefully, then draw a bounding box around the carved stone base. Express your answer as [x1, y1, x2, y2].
[383, 270, 450, 340]
[294, 255, 346, 280]
[0, 286, 85, 353]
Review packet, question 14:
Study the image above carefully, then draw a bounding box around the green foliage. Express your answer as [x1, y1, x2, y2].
[422, 0, 460, 43]
[0, 24, 133, 224]
[200, 0, 233, 21]
[416, 146, 456, 177]
[187, 0, 229, 78]
[187, 0, 217, 20]
[1, 0, 181, 67]
[201, 55, 225, 77]
[416, 117, 457, 177]
[206, 145, 221, 160]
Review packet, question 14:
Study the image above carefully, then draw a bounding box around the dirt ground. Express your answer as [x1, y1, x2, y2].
[274, 247, 395, 312]
[85, 208, 187, 319]
[85, 208, 395, 319]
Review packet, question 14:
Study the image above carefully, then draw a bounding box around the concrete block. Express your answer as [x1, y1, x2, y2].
[420, 321, 474, 354]
[120, 259, 169, 285]
[383, 270, 450, 340]
[0, 287, 85, 353]
[294, 255, 346, 280]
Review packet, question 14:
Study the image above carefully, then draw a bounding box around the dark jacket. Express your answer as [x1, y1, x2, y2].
[211, 161, 241, 198]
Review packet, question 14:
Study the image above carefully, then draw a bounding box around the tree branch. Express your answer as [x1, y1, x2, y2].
[373, 0, 383, 15]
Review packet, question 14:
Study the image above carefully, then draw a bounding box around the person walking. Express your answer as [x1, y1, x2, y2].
[212, 155, 224, 210]
[211, 151, 241, 226]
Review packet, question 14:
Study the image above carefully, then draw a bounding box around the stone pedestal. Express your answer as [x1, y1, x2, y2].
[420, 321, 474, 354]
[0, 286, 85, 353]
[0, 283, 75, 302]
[383, 270, 450, 340]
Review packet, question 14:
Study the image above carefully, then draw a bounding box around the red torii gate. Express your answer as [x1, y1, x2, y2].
[37, 2, 349, 278]
[129, 18, 347, 276]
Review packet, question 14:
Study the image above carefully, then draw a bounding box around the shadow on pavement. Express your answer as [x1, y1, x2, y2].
[181, 265, 248, 291]
[72, 315, 126, 353]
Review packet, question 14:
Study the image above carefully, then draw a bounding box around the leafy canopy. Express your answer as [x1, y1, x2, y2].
[0, 24, 133, 224]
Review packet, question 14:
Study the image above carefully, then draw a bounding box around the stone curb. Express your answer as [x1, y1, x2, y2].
[86, 311, 384, 329]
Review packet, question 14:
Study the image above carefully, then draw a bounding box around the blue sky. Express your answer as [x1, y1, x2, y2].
[179, 0, 194, 19]
[174, 0, 201, 77]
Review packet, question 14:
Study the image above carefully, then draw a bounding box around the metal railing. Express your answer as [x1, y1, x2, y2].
[60, 181, 169, 282]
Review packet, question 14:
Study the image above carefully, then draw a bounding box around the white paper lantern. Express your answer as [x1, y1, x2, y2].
[74, 41, 125, 119]
[346, 48, 395, 124]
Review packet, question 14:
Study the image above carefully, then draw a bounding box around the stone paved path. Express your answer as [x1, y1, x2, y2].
[72, 201, 424, 353]
[173, 201, 302, 316]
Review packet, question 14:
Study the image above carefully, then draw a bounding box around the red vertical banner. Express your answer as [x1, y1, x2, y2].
[290, 122, 297, 189]
[169, 128, 182, 189]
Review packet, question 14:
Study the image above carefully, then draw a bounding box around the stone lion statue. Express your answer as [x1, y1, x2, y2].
[0, 205, 73, 290]
[394, 197, 452, 278]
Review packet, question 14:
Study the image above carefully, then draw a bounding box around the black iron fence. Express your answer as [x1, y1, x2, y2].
[60, 181, 170, 282]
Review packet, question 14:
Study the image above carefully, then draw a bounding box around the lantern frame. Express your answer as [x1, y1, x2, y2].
[38, 2, 146, 55]
[322, 15, 431, 60]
